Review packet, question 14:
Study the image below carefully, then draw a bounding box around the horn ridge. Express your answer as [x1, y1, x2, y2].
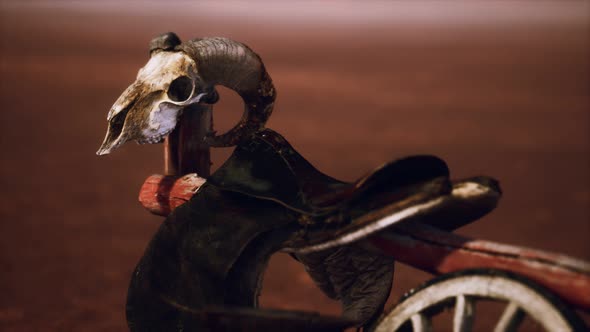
[179, 37, 276, 147]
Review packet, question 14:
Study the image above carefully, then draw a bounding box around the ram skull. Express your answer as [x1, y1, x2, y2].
[97, 33, 276, 155]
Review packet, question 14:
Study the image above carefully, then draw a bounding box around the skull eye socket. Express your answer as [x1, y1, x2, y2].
[167, 76, 193, 102]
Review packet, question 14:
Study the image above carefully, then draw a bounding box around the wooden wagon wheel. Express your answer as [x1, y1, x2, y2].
[372, 269, 587, 332]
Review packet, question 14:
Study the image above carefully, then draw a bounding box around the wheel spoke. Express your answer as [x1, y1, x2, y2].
[411, 313, 432, 332]
[453, 295, 475, 332]
[494, 302, 525, 332]
[374, 273, 581, 332]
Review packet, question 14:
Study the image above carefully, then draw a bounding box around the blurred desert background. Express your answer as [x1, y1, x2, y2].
[1, 1, 588, 331]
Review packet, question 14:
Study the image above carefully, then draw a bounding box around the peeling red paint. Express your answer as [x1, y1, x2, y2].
[138, 174, 205, 216]
[367, 223, 590, 311]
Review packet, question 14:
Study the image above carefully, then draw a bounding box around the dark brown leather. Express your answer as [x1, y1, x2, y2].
[208, 129, 450, 216]
[127, 129, 500, 330]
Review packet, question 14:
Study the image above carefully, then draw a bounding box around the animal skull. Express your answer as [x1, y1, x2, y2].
[97, 33, 276, 155]
[97, 51, 211, 155]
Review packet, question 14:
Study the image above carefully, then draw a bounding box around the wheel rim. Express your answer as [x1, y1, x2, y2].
[373, 269, 584, 332]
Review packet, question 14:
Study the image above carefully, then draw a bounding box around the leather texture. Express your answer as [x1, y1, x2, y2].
[126, 129, 499, 331]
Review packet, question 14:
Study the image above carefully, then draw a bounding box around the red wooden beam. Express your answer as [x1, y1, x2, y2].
[139, 174, 205, 216]
[366, 223, 590, 311]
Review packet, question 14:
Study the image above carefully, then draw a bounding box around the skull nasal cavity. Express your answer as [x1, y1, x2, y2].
[168, 76, 193, 102]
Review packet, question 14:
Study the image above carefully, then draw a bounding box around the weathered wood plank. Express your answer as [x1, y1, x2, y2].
[367, 223, 590, 311]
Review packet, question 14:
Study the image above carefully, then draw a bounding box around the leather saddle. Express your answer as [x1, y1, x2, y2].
[126, 128, 501, 331]
[208, 129, 501, 252]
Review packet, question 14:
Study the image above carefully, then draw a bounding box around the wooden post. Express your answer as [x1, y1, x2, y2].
[164, 104, 212, 177]
[141, 104, 211, 216]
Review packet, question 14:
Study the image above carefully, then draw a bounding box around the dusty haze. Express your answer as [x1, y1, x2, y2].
[1, 1, 588, 331]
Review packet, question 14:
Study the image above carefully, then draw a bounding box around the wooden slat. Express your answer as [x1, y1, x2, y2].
[367, 223, 590, 311]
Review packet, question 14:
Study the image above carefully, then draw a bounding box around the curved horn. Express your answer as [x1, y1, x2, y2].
[179, 37, 276, 147]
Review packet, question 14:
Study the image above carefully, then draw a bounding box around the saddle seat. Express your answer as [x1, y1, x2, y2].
[207, 129, 501, 253]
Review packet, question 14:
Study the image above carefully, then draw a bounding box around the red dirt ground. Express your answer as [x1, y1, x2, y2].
[1, 2, 588, 331]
